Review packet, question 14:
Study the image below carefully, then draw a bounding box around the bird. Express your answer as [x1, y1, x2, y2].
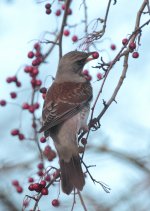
[40, 50, 96, 195]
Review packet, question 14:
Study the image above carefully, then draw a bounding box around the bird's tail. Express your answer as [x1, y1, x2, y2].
[59, 155, 85, 195]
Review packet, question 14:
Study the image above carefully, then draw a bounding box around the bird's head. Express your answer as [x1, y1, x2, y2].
[55, 51, 98, 82]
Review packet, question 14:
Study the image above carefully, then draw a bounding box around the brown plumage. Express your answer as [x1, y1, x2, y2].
[40, 51, 94, 194]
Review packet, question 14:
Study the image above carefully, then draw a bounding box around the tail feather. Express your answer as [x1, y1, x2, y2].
[60, 155, 85, 195]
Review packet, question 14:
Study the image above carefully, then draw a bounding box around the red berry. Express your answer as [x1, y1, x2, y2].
[41, 187, 48, 195]
[33, 103, 40, 109]
[52, 199, 59, 207]
[37, 171, 44, 177]
[16, 81, 21, 87]
[40, 137, 46, 143]
[55, 9, 61, 16]
[40, 180, 46, 187]
[28, 177, 34, 183]
[61, 4, 65, 10]
[40, 87, 47, 94]
[6, 77, 12, 83]
[32, 183, 42, 192]
[18, 133, 25, 140]
[22, 103, 29, 110]
[16, 186, 23, 193]
[35, 79, 42, 86]
[37, 163, 44, 170]
[132, 52, 139, 58]
[82, 69, 89, 76]
[45, 3, 51, 9]
[63, 30, 70, 36]
[110, 44, 116, 50]
[10, 92, 17, 99]
[92, 52, 99, 59]
[86, 75, 92, 81]
[0, 100, 6, 106]
[11, 129, 19, 136]
[122, 38, 128, 45]
[34, 43, 40, 51]
[97, 73, 103, 80]
[81, 138, 87, 145]
[72, 35, 78, 42]
[129, 42, 136, 50]
[11, 76, 17, 82]
[23, 200, 29, 207]
[45, 174, 51, 182]
[28, 184, 34, 191]
[24, 66, 33, 73]
[46, 9, 52, 15]
[28, 51, 34, 59]
[29, 106, 35, 113]
[67, 8, 72, 15]
[32, 68, 39, 76]
[12, 180, 19, 186]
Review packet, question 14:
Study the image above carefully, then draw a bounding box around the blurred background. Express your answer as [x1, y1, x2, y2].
[0, 0, 150, 210]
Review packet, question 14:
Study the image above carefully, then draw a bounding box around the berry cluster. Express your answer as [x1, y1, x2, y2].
[22, 102, 40, 113]
[6, 75, 21, 87]
[12, 180, 23, 193]
[82, 69, 92, 81]
[43, 145, 57, 161]
[11, 129, 25, 140]
[122, 38, 139, 58]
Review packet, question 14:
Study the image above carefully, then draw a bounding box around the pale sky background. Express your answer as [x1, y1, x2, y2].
[0, 0, 150, 210]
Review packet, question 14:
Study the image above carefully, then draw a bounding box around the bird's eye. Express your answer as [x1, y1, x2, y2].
[77, 59, 85, 66]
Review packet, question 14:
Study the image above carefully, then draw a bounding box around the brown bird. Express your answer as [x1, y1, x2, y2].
[40, 51, 95, 194]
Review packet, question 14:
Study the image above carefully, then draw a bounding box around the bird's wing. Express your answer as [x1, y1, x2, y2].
[40, 81, 92, 133]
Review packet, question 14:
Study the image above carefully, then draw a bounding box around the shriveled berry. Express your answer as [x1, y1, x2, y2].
[72, 35, 78, 42]
[122, 38, 128, 45]
[132, 52, 139, 58]
[28, 51, 34, 59]
[52, 199, 60, 207]
[81, 138, 87, 145]
[92, 52, 99, 59]
[40, 87, 47, 94]
[63, 30, 70, 36]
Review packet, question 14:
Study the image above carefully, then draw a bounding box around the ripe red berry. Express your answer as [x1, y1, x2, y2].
[10, 92, 17, 99]
[67, 8, 72, 15]
[122, 38, 128, 46]
[46, 9, 52, 15]
[97, 73, 103, 80]
[55, 9, 61, 16]
[22, 103, 29, 110]
[92, 52, 99, 59]
[34, 43, 40, 51]
[110, 44, 116, 50]
[37, 163, 44, 170]
[32, 183, 42, 192]
[11, 129, 19, 136]
[16, 81, 21, 87]
[45, 174, 51, 182]
[33, 103, 40, 109]
[132, 52, 139, 58]
[63, 30, 70, 36]
[72, 35, 78, 42]
[40, 136, 46, 143]
[28, 51, 34, 59]
[129, 42, 136, 50]
[28, 177, 34, 183]
[12, 180, 19, 186]
[61, 4, 66, 10]
[32, 68, 39, 76]
[11, 76, 17, 82]
[6, 77, 12, 83]
[28, 184, 34, 191]
[82, 69, 89, 76]
[0, 100, 6, 106]
[45, 3, 51, 9]
[86, 75, 92, 81]
[41, 187, 48, 195]
[40, 180, 46, 187]
[18, 133, 25, 140]
[29, 106, 35, 113]
[35, 79, 42, 86]
[16, 186, 23, 193]
[52, 199, 60, 207]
